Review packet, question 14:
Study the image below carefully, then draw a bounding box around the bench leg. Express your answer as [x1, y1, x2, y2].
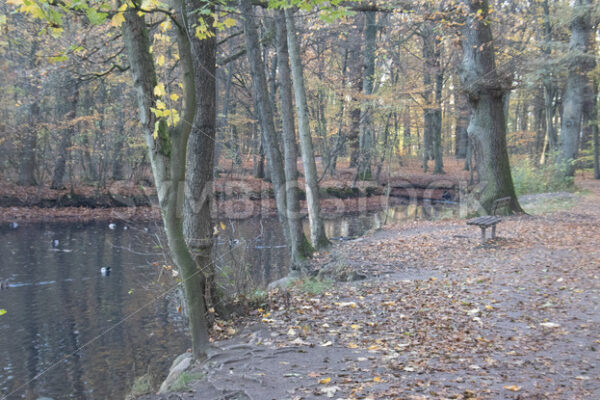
[480, 227, 486, 244]
[491, 225, 497, 239]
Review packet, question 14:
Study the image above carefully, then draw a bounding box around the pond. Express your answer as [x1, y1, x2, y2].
[0, 200, 456, 399]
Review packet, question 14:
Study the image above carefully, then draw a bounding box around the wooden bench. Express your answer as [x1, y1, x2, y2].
[467, 197, 511, 244]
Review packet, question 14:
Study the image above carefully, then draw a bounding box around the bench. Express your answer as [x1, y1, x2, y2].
[467, 197, 511, 244]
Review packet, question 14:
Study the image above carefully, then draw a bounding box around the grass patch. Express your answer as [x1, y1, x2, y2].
[521, 196, 577, 215]
[511, 157, 575, 196]
[169, 371, 204, 392]
[294, 277, 333, 295]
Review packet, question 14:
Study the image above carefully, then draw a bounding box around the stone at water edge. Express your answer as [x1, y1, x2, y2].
[158, 353, 194, 393]
[267, 270, 302, 291]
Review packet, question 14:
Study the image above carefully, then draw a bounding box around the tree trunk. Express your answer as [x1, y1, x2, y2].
[285, 8, 330, 249]
[122, 5, 209, 359]
[403, 106, 411, 154]
[559, 0, 593, 176]
[274, 10, 313, 263]
[51, 79, 79, 189]
[460, 0, 522, 214]
[18, 42, 39, 187]
[541, 0, 558, 154]
[421, 22, 444, 173]
[182, 0, 219, 318]
[357, 10, 377, 180]
[454, 75, 469, 159]
[239, 0, 294, 255]
[348, 14, 363, 167]
[112, 104, 127, 180]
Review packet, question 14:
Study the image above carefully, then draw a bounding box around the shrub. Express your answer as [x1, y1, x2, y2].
[511, 157, 574, 196]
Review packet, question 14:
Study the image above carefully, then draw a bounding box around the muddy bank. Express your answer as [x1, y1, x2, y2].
[0, 175, 463, 223]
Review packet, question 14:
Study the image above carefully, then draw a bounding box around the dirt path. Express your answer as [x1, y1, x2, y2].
[138, 180, 600, 400]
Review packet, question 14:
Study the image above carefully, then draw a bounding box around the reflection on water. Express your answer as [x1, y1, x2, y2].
[0, 222, 188, 400]
[0, 201, 456, 399]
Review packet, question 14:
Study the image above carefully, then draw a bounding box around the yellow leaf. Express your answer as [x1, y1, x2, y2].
[485, 305, 494, 310]
[347, 342, 359, 348]
[156, 100, 166, 110]
[118, 3, 128, 12]
[0, 309, 6, 316]
[220, 221, 226, 230]
[318, 377, 331, 384]
[223, 17, 236, 28]
[350, 324, 360, 330]
[157, 55, 165, 67]
[111, 12, 125, 27]
[160, 20, 172, 32]
[153, 121, 160, 140]
[373, 376, 382, 382]
[154, 83, 166, 97]
[504, 385, 521, 392]
[6, 0, 22, 5]
[169, 93, 179, 101]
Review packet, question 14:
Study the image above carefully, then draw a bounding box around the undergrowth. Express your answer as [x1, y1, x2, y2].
[511, 157, 575, 196]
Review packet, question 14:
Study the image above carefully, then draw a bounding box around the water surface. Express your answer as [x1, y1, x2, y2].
[0, 201, 456, 399]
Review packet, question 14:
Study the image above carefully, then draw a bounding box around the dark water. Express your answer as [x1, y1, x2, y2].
[0, 201, 456, 400]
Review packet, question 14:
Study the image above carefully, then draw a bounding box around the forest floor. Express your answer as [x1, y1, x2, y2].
[136, 178, 600, 400]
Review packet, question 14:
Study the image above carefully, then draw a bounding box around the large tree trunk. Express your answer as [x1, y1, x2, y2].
[274, 10, 313, 263]
[182, 0, 219, 319]
[122, 5, 209, 359]
[285, 9, 330, 249]
[51, 79, 79, 189]
[460, 0, 522, 214]
[558, 0, 594, 176]
[239, 0, 295, 257]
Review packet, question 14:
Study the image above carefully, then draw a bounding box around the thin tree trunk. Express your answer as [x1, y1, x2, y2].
[348, 14, 363, 167]
[51, 80, 79, 189]
[285, 8, 330, 249]
[18, 43, 39, 187]
[357, 10, 377, 180]
[239, 0, 293, 254]
[454, 74, 469, 159]
[274, 10, 313, 263]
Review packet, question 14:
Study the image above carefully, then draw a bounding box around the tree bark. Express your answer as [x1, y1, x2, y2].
[421, 22, 444, 173]
[460, 0, 522, 214]
[285, 8, 330, 249]
[559, 0, 593, 176]
[18, 42, 39, 187]
[454, 75, 469, 159]
[51, 79, 79, 189]
[347, 14, 363, 167]
[357, 10, 377, 180]
[182, 0, 219, 318]
[239, 0, 294, 256]
[122, 4, 210, 359]
[274, 10, 313, 263]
